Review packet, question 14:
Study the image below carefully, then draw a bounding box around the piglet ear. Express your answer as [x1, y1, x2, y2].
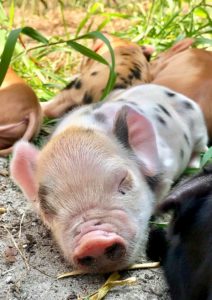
[10, 140, 39, 202]
[141, 45, 155, 61]
[114, 106, 160, 176]
[170, 38, 194, 54]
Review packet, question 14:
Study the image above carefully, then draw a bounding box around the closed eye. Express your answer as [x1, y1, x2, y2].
[118, 173, 132, 195]
[118, 177, 127, 195]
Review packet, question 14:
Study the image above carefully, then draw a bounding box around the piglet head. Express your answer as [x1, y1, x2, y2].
[10, 106, 161, 273]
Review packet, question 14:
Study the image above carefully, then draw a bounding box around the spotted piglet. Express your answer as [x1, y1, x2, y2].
[10, 84, 208, 273]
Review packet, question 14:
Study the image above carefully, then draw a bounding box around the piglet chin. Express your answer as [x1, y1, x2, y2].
[72, 230, 127, 273]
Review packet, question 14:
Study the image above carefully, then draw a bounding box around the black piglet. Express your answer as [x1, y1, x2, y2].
[147, 164, 212, 300]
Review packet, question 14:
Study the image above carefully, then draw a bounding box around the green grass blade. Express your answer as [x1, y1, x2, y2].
[75, 31, 116, 99]
[21, 27, 49, 44]
[0, 26, 48, 86]
[97, 17, 111, 32]
[156, 11, 180, 38]
[0, 28, 22, 86]
[0, 3, 8, 22]
[66, 40, 109, 65]
[75, 3, 103, 37]
[200, 147, 212, 167]
[75, 15, 90, 37]
[9, 0, 15, 28]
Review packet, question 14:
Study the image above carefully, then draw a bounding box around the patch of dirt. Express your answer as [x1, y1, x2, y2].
[14, 7, 133, 38]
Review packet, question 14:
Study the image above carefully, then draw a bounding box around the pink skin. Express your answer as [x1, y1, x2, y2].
[73, 232, 126, 267]
[55, 208, 139, 272]
[10, 104, 161, 273]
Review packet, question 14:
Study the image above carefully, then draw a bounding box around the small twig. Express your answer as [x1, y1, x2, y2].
[127, 262, 160, 270]
[18, 212, 26, 239]
[3, 225, 30, 271]
[57, 269, 85, 279]
[2, 266, 17, 276]
[29, 262, 54, 278]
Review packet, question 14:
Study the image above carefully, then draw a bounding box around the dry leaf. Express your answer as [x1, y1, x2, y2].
[57, 261, 160, 279]
[4, 246, 18, 263]
[0, 168, 9, 177]
[84, 272, 137, 300]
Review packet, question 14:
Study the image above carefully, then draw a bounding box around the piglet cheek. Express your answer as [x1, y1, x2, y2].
[109, 209, 138, 238]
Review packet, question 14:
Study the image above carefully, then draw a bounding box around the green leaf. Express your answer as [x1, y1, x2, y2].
[0, 28, 22, 86]
[200, 147, 212, 167]
[88, 2, 104, 14]
[149, 221, 168, 229]
[74, 31, 116, 99]
[183, 167, 200, 176]
[75, 15, 90, 37]
[0, 26, 48, 86]
[9, 0, 15, 28]
[22, 27, 49, 44]
[0, 3, 7, 22]
[195, 37, 212, 46]
[97, 17, 111, 32]
[66, 40, 109, 65]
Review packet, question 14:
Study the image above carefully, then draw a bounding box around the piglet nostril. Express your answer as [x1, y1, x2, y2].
[78, 256, 95, 266]
[94, 221, 101, 226]
[104, 242, 126, 261]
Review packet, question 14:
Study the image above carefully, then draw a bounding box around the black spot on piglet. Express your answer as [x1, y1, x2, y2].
[83, 92, 93, 104]
[158, 104, 171, 117]
[114, 84, 128, 90]
[183, 101, 194, 110]
[156, 115, 167, 126]
[166, 91, 175, 97]
[75, 80, 82, 89]
[64, 79, 77, 90]
[94, 112, 106, 123]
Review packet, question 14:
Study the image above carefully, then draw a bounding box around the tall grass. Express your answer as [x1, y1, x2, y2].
[1, 1, 211, 99]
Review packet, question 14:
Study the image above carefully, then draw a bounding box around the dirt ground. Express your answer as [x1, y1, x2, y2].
[1, 5, 170, 300]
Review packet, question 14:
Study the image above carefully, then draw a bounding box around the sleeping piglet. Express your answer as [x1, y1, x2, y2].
[10, 84, 208, 273]
[0, 67, 42, 156]
[147, 164, 212, 300]
[42, 33, 153, 118]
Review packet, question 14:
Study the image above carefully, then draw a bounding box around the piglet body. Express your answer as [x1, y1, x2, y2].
[10, 84, 207, 273]
[147, 164, 212, 300]
[0, 67, 42, 156]
[151, 39, 212, 139]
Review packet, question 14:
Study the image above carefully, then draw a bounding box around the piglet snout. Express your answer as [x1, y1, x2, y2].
[73, 230, 126, 272]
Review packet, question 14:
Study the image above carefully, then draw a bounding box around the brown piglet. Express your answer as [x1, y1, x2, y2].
[0, 67, 42, 156]
[151, 38, 212, 139]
